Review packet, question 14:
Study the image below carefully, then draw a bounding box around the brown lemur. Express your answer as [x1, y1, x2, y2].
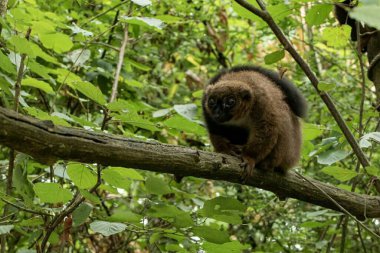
[202, 66, 307, 179]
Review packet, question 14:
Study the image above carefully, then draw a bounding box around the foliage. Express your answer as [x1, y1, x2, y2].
[0, 0, 379, 252]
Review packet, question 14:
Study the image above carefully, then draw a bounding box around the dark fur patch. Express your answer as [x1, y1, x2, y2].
[208, 65, 308, 118]
[203, 112, 249, 145]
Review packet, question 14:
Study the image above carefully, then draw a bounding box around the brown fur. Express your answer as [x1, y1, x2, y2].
[203, 70, 304, 175]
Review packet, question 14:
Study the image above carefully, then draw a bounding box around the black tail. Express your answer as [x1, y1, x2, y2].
[209, 65, 308, 118]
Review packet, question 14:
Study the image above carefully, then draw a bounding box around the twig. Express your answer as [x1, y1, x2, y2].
[101, 9, 120, 59]
[234, 0, 370, 168]
[339, 216, 348, 253]
[0, 197, 53, 217]
[109, 2, 133, 103]
[326, 216, 344, 253]
[356, 222, 367, 253]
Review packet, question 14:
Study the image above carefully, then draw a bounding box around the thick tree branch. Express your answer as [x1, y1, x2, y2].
[234, 0, 370, 168]
[0, 107, 380, 219]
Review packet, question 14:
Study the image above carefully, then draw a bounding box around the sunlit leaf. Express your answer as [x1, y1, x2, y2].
[306, 4, 332, 26]
[192, 226, 230, 244]
[22, 77, 54, 94]
[321, 166, 358, 181]
[322, 26, 351, 48]
[34, 183, 73, 204]
[67, 164, 97, 189]
[39, 33, 73, 53]
[350, 6, 380, 29]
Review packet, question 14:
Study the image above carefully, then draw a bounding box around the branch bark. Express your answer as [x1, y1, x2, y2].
[0, 107, 380, 219]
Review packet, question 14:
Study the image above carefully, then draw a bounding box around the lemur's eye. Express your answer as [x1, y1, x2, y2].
[224, 97, 236, 108]
[208, 98, 216, 107]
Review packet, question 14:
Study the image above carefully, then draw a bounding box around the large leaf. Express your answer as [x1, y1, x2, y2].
[321, 166, 358, 182]
[67, 164, 97, 189]
[321, 26, 351, 48]
[306, 4, 332, 26]
[22, 77, 54, 94]
[264, 50, 285, 65]
[102, 167, 143, 190]
[192, 226, 230, 244]
[350, 6, 380, 30]
[73, 203, 93, 226]
[173, 104, 198, 121]
[198, 197, 246, 225]
[34, 183, 73, 204]
[71, 81, 106, 105]
[90, 221, 127, 236]
[317, 150, 350, 165]
[145, 176, 173, 195]
[164, 115, 206, 135]
[0, 51, 15, 74]
[39, 33, 73, 53]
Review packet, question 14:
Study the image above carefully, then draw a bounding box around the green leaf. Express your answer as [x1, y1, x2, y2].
[264, 50, 285, 65]
[366, 166, 380, 177]
[318, 82, 336, 92]
[350, 6, 380, 30]
[173, 104, 197, 121]
[22, 77, 54, 94]
[232, 0, 261, 23]
[123, 17, 163, 30]
[67, 164, 97, 189]
[321, 166, 358, 181]
[0, 51, 15, 74]
[192, 226, 230, 244]
[34, 183, 73, 204]
[24, 107, 71, 127]
[8, 36, 35, 57]
[113, 112, 159, 132]
[90, 221, 127, 236]
[148, 204, 189, 220]
[317, 150, 350, 165]
[106, 167, 144, 180]
[102, 167, 143, 190]
[13, 154, 35, 203]
[267, 4, 292, 21]
[322, 26, 351, 48]
[20, 217, 44, 227]
[156, 15, 182, 24]
[69, 81, 106, 105]
[108, 210, 143, 223]
[28, 60, 53, 79]
[198, 197, 246, 225]
[73, 203, 93, 226]
[145, 176, 173, 195]
[202, 241, 250, 253]
[124, 57, 151, 71]
[39, 33, 73, 53]
[164, 115, 206, 135]
[125, 79, 143, 88]
[306, 4, 332, 26]
[0, 225, 14, 235]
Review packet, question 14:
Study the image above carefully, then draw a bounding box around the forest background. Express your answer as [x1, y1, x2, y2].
[0, 0, 380, 252]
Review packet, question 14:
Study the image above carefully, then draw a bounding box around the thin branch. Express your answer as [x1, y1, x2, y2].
[234, 0, 370, 168]
[109, 2, 133, 103]
[0, 197, 53, 217]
